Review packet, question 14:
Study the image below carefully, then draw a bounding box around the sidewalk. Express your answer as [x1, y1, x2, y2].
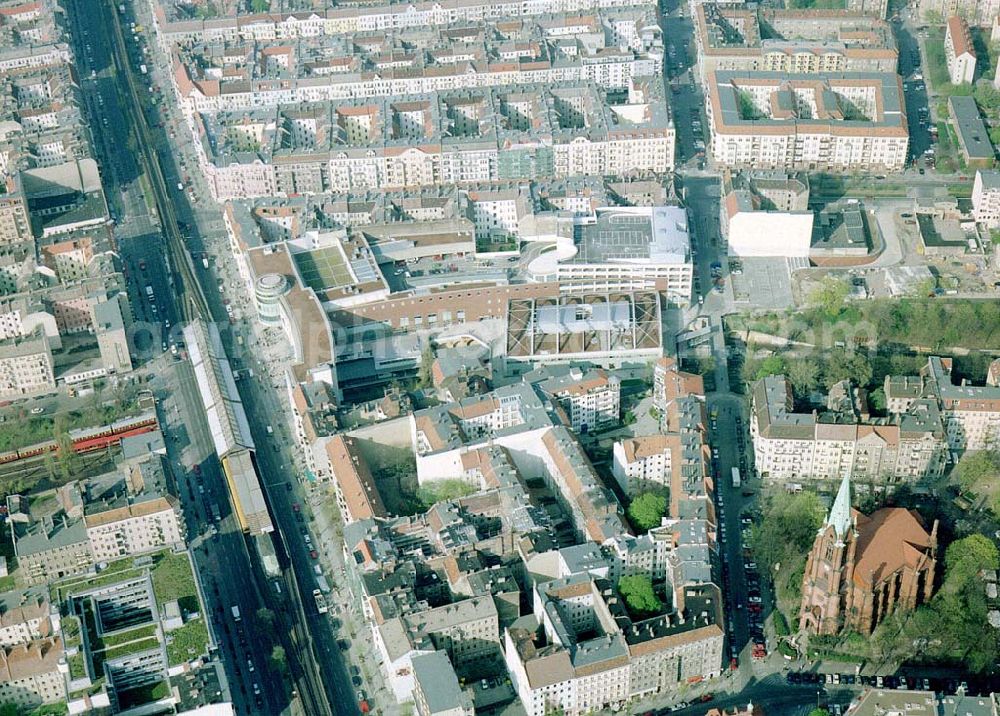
[309, 489, 402, 716]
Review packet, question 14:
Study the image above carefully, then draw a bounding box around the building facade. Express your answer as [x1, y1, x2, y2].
[972, 170, 1000, 227]
[920, 0, 1000, 26]
[611, 435, 680, 495]
[14, 520, 93, 585]
[539, 369, 621, 434]
[0, 637, 65, 710]
[0, 333, 55, 398]
[0, 592, 49, 649]
[884, 357, 1000, 453]
[505, 575, 723, 716]
[945, 16, 977, 84]
[799, 477, 937, 635]
[706, 71, 909, 172]
[750, 375, 949, 483]
[84, 497, 185, 562]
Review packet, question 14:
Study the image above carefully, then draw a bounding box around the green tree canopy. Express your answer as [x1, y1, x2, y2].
[952, 451, 1000, 516]
[416, 478, 477, 508]
[787, 358, 820, 397]
[873, 533, 1000, 672]
[416, 342, 436, 389]
[809, 276, 850, 319]
[822, 350, 872, 390]
[755, 354, 787, 381]
[944, 534, 1000, 593]
[868, 387, 887, 414]
[270, 644, 288, 674]
[618, 575, 662, 617]
[627, 492, 667, 531]
[751, 491, 825, 573]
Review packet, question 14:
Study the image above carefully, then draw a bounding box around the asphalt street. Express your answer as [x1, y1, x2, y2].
[102, 0, 360, 709]
[57, 0, 981, 714]
[65, 0, 177, 355]
[62, 0, 330, 711]
[155, 358, 288, 715]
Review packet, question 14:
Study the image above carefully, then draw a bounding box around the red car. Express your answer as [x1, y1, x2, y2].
[310, 550, 318, 559]
[193, 464, 201, 475]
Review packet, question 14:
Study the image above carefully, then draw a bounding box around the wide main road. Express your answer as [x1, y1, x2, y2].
[100, 0, 206, 324]
[80, 0, 334, 713]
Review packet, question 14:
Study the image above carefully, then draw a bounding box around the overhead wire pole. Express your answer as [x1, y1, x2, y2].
[99, 3, 333, 714]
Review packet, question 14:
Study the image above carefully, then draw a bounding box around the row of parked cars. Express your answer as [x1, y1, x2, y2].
[742, 514, 766, 661]
[788, 671, 941, 692]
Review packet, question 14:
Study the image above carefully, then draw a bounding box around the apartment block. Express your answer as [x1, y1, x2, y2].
[0, 184, 30, 246]
[0, 330, 55, 398]
[920, 0, 1000, 26]
[326, 434, 387, 524]
[972, 169, 1000, 227]
[886, 356, 1000, 452]
[14, 467, 186, 583]
[750, 375, 949, 483]
[13, 516, 92, 585]
[948, 95, 995, 169]
[152, 0, 668, 47]
[538, 368, 621, 433]
[652, 357, 704, 418]
[0, 637, 65, 710]
[165, 9, 663, 111]
[505, 575, 723, 716]
[612, 435, 684, 495]
[193, 82, 674, 200]
[0, 589, 50, 648]
[945, 16, 977, 84]
[84, 495, 185, 562]
[91, 293, 134, 375]
[289, 381, 339, 482]
[411, 651, 474, 716]
[694, 6, 898, 80]
[406, 597, 500, 663]
[706, 71, 909, 172]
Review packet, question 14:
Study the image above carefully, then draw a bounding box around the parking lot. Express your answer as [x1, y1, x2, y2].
[729, 257, 796, 309]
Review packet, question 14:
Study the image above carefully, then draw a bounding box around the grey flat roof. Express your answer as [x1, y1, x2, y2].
[16, 517, 88, 557]
[535, 301, 633, 334]
[411, 651, 466, 714]
[712, 70, 906, 131]
[977, 169, 1000, 189]
[950, 95, 995, 160]
[573, 207, 690, 265]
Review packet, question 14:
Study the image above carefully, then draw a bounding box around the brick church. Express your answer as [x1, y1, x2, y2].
[799, 476, 938, 635]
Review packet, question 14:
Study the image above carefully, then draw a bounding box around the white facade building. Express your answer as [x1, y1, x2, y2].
[945, 16, 977, 85]
[972, 170, 1000, 227]
[724, 201, 813, 257]
[706, 71, 909, 173]
[611, 435, 679, 495]
[84, 497, 185, 562]
[526, 206, 693, 300]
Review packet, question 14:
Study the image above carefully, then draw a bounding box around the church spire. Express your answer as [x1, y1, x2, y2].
[827, 474, 852, 539]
